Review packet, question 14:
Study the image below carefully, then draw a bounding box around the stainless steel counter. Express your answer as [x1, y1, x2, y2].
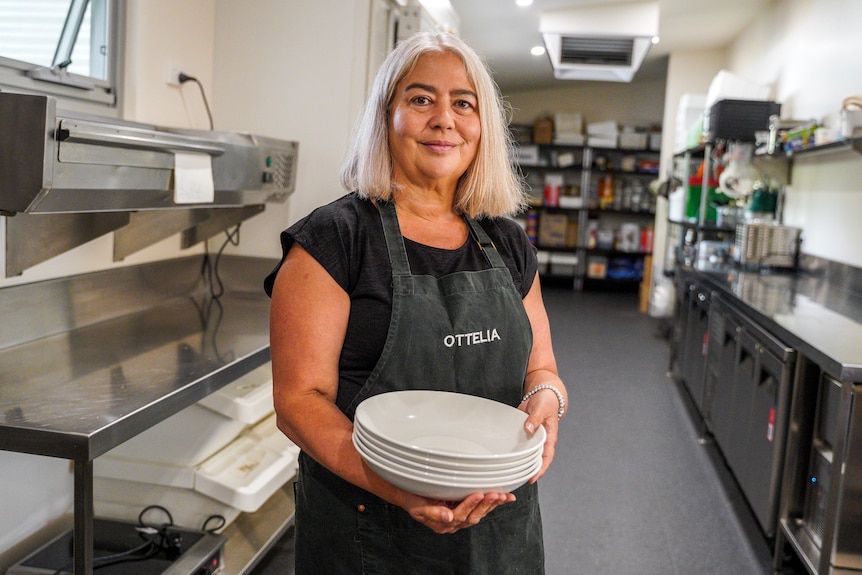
[687, 268, 862, 382]
[0, 255, 278, 575]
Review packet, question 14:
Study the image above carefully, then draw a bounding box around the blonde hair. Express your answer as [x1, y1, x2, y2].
[340, 32, 526, 218]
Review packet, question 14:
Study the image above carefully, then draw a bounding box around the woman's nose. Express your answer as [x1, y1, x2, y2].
[429, 103, 455, 129]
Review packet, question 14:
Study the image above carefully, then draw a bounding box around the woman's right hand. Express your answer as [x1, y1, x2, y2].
[399, 491, 516, 534]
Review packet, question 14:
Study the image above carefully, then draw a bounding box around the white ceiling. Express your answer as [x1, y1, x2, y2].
[450, 0, 774, 93]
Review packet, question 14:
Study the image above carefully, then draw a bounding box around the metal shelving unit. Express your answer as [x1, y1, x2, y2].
[0, 256, 291, 575]
[518, 143, 659, 290]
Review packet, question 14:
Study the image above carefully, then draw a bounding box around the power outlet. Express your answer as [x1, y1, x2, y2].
[167, 62, 183, 86]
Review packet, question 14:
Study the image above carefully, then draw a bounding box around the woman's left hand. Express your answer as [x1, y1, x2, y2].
[519, 387, 562, 482]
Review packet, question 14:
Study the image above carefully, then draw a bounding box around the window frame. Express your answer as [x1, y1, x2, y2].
[0, 0, 124, 116]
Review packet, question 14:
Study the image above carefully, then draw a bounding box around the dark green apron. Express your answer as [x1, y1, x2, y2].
[294, 201, 544, 574]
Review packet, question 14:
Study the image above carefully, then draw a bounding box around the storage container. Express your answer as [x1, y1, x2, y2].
[707, 99, 781, 142]
[586, 256, 608, 279]
[94, 476, 242, 531]
[549, 253, 578, 276]
[100, 404, 246, 468]
[686, 177, 728, 223]
[198, 363, 274, 425]
[619, 132, 648, 150]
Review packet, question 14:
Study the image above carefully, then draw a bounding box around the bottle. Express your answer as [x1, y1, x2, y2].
[598, 174, 614, 209]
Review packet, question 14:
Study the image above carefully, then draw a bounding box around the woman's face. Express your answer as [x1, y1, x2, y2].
[388, 51, 481, 193]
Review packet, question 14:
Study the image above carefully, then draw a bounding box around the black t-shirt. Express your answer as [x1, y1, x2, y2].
[264, 192, 538, 413]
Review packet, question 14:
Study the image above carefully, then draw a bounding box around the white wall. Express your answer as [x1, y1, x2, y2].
[506, 77, 666, 129]
[212, 0, 373, 260]
[725, 0, 862, 268]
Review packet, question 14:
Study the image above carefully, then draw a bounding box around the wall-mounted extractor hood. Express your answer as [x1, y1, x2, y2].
[0, 92, 298, 214]
[0, 91, 300, 276]
[540, 1, 659, 83]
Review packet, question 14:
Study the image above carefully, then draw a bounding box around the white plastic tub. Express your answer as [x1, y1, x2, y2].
[198, 363, 274, 425]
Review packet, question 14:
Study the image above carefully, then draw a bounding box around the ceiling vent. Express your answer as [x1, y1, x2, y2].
[540, 2, 659, 82]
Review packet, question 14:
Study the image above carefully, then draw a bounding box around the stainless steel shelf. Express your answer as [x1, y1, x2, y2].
[0, 255, 278, 575]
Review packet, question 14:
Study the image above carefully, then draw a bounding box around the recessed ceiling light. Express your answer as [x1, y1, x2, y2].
[516, 0, 533, 6]
[531, 45, 546, 56]
[651, 35, 660, 44]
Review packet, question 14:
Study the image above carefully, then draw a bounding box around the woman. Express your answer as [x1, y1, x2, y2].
[265, 31, 567, 574]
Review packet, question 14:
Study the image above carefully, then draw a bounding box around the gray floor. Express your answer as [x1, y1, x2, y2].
[250, 286, 797, 575]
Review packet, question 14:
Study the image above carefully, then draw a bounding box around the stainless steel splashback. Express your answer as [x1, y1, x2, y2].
[0, 92, 298, 214]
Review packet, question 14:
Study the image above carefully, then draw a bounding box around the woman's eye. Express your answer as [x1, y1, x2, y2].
[454, 99, 475, 111]
[412, 95, 432, 105]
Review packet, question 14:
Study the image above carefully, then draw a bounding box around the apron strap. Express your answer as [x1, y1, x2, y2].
[379, 201, 412, 277]
[465, 217, 508, 270]
[378, 199, 507, 274]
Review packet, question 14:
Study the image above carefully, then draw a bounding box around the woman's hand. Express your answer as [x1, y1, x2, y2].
[399, 491, 516, 534]
[520, 274, 567, 484]
[520, 387, 561, 483]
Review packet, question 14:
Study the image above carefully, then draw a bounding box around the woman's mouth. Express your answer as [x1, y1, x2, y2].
[423, 140, 457, 153]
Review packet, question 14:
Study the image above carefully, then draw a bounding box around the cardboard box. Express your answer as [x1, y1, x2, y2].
[509, 123, 533, 145]
[565, 221, 579, 247]
[588, 135, 618, 148]
[587, 120, 619, 136]
[538, 212, 568, 247]
[587, 256, 608, 279]
[619, 132, 648, 150]
[533, 118, 554, 144]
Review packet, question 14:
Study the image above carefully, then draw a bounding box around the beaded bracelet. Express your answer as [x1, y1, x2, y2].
[521, 384, 566, 420]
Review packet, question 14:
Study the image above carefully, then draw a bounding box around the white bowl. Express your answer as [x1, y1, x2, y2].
[353, 427, 540, 478]
[358, 443, 542, 500]
[354, 422, 543, 471]
[358, 442, 541, 488]
[354, 390, 546, 462]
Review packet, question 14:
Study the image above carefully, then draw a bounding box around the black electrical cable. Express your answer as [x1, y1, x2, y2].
[178, 72, 214, 130]
[50, 505, 188, 574]
[201, 514, 227, 534]
[206, 224, 242, 301]
[138, 504, 175, 528]
[51, 528, 162, 575]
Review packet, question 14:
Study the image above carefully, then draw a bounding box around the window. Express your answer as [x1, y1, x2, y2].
[0, 0, 122, 110]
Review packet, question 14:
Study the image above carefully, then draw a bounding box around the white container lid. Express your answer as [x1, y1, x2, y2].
[95, 456, 197, 489]
[97, 432, 298, 514]
[101, 403, 246, 467]
[198, 363, 275, 425]
[94, 477, 242, 531]
[195, 435, 298, 513]
[245, 413, 301, 458]
[550, 253, 578, 265]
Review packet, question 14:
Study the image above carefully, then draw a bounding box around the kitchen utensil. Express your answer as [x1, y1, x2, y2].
[734, 223, 802, 269]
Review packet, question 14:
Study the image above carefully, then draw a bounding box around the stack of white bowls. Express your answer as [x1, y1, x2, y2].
[353, 390, 545, 500]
